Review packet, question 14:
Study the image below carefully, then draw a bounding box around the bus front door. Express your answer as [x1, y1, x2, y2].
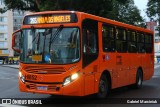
[82, 19, 99, 95]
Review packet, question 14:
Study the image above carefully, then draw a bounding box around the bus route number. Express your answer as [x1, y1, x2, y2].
[25, 75, 37, 80]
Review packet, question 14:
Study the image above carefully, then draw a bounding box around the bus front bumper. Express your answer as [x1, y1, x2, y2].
[19, 76, 84, 96]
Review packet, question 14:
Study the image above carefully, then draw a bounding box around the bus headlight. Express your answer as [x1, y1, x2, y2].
[63, 77, 71, 86]
[19, 72, 25, 83]
[71, 73, 79, 80]
[63, 72, 79, 86]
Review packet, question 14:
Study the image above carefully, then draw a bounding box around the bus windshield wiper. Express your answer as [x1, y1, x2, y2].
[29, 26, 40, 48]
[49, 25, 64, 52]
[29, 26, 40, 51]
[30, 26, 37, 43]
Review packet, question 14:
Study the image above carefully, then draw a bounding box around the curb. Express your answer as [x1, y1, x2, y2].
[0, 65, 19, 69]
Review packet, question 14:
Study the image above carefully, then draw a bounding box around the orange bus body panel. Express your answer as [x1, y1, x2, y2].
[17, 11, 154, 96]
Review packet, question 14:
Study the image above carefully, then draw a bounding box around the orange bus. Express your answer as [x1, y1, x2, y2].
[12, 11, 154, 98]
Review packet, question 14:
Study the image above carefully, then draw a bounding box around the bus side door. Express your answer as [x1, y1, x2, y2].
[82, 19, 99, 95]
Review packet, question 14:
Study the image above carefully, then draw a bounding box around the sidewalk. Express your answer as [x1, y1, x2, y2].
[1, 64, 19, 69]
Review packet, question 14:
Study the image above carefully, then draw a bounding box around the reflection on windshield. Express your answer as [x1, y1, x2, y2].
[20, 27, 80, 64]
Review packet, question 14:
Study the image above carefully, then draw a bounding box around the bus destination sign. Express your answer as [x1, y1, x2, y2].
[23, 13, 78, 25]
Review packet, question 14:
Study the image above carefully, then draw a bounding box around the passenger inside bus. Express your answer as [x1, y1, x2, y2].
[84, 30, 97, 54]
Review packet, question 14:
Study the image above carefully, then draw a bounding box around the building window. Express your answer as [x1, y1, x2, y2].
[155, 33, 159, 37]
[0, 33, 4, 38]
[0, 17, 7, 22]
[2, 50, 9, 54]
[0, 0, 3, 5]
[0, 17, 4, 22]
[155, 27, 159, 31]
[0, 25, 7, 31]
[0, 35, 3, 38]
[14, 19, 17, 22]
[0, 42, 4, 48]
[155, 39, 160, 42]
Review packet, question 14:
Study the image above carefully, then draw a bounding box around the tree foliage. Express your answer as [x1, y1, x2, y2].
[107, 0, 145, 27]
[0, 0, 145, 27]
[146, 0, 160, 22]
[0, 0, 39, 12]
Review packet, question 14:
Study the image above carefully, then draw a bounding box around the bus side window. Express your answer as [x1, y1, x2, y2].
[127, 30, 137, 53]
[137, 33, 145, 53]
[145, 34, 153, 53]
[116, 27, 127, 52]
[83, 30, 97, 54]
[82, 19, 98, 68]
[102, 24, 115, 52]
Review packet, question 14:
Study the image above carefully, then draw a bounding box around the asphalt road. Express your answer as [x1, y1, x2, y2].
[0, 65, 160, 107]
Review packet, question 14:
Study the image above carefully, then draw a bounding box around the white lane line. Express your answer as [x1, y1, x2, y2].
[152, 75, 160, 78]
[0, 104, 28, 107]
[154, 65, 160, 69]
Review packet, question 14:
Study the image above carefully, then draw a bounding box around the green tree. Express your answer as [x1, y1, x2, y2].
[106, 0, 145, 27]
[0, 0, 126, 13]
[0, 0, 127, 16]
[0, 0, 39, 12]
[0, 0, 145, 27]
[146, 0, 160, 23]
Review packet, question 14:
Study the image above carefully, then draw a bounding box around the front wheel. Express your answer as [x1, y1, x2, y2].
[97, 75, 109, 99]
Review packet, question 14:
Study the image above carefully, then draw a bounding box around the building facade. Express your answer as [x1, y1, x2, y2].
[0, 0, 13, 61]
[154, 26, 160, 62]
[13, 10, 26, 57]
[146, 21, 157, 31]
[13, 10, 25, 31]
[0, 0, 29, 62]
[146, 21, 160, 62]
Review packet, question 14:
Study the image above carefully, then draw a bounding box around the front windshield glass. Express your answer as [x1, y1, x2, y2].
[20, 27, 80, 64]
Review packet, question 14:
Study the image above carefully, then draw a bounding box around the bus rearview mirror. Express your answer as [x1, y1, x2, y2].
[12, 29, 22, 53]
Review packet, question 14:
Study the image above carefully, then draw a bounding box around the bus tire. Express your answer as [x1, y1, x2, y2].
[97, 74, 108, 99]
[134, 69, 143, 89]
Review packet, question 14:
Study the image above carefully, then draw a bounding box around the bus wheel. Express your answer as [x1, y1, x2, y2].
[97, 75, 108, 99]
[134, 70, 143, 89]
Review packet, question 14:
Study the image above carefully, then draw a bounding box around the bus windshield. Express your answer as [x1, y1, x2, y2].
[20, 27, 80, 64]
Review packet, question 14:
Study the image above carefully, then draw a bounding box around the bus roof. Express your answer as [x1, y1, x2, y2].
[24, 11, 153, 34]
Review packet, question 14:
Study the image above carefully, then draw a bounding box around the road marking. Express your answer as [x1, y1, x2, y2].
[152, 75, 160, 78]
[154, 65, 160, 69]
[0, 104, 28, 107]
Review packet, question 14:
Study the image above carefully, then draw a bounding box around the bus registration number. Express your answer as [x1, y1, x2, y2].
[37, 86, 48, 91]
[25, 74, 37, 80]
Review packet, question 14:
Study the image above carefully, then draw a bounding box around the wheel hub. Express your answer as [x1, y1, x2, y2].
[100, 80, 105, 92]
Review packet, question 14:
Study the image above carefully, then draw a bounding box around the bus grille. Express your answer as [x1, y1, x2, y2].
[26, 83, 57, 91]
[23, 66, 66, 74]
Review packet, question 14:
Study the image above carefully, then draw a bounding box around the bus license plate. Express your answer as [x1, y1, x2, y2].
[37, 86, 48, 91]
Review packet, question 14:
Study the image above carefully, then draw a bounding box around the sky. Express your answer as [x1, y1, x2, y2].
[134, 0, 149, 21]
